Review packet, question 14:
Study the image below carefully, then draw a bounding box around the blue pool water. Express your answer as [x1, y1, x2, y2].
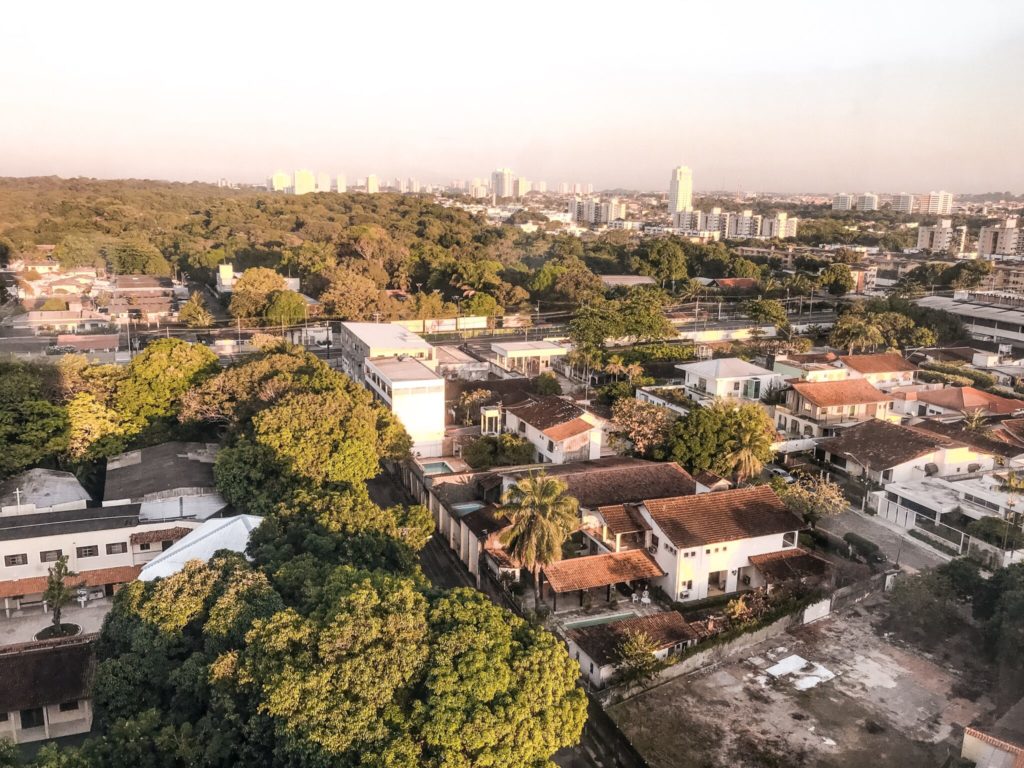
[421, 461, 456, 476]
[563, 611, 636, 629]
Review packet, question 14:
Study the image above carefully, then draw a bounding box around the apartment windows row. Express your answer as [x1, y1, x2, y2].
[3, 542, 129, 568]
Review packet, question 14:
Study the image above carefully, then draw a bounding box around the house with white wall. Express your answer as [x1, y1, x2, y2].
[0, 636, 96, 743]
[490, 340, 568, 377]
[674, 358, 783, 406]
[565, 611, 702, 689]
[600, 486, 809, 603]
[836, 353, 918, 391]
[816, 419, 997, 484]
[773, 378, 897, 438]
[364, 356, 446, 458]
[336, 322, 437, 383]
[498, 396, 603, 464]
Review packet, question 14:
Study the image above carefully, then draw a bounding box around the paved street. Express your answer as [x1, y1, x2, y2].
[818, 509, 949, 572]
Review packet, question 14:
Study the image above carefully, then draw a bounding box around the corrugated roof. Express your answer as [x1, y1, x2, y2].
[749, 548, 831, 582]
[643, 486, 802, 549]
[543, 550, 665, 593]
[790, 378, 892, 408]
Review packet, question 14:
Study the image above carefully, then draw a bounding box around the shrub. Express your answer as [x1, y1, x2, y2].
[966, 516, 1024, 549]
[843, 532, 884, 562]
[917, 370, 973, 387]
[531, 372, 561, 395]
[921, 362, 997, 390]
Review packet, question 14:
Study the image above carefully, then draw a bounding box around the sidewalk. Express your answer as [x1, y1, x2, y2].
[818, 508, 950, 573]
[0, 598, 112, 647]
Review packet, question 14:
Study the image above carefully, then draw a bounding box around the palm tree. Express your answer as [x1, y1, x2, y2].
[961, 408, 990, 433]
[715, 407, 773, 484]
[604, 354, 627, 381]
[830, 316, 884, 355]
[499, 473, 580, 600]
[624, 362, 644, 382]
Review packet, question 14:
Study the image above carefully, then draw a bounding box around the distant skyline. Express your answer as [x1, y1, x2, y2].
[2, 1, 1023, 193]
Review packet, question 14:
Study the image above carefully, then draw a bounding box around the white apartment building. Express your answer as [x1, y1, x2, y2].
[268, 171, 291, 192]
[513, 177, 531, 198]
[363, 356, 445, 458]
[366, 174, 379, 194]
[674, 358, 783, 405]
[856, 193, 879, 212]
[668, 166, 693, 213]
[491, 168, 514, 198]
[569, 197, 626, 225]
[893, 193, 916, 214]
[336, 322, 437, 382]
[292, 169, 316, 195]
[920, 190, 954, 215]
[761, 212, 799, 239]
[832, 193, 855, 211]
[335, 174, 347, 193]
[728, 210, 763, 239]
[978, 218, 1022, 259]
[917, 219, 966, 254]
[316, 172, 331, 193]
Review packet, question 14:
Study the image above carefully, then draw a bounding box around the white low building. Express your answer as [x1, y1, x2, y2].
[600, 486, 814, 603]
[673, 358, 783, 405]
[498, 396, 603, 464]
[336, 322, 437, 383]
[490, 340, 569, 377]
[139, 515, 263, 581]
[364, 356, 446, 458]
[836, 353, 918, 391]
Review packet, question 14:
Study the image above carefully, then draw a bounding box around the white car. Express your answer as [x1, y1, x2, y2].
[767, 466, 797, 484]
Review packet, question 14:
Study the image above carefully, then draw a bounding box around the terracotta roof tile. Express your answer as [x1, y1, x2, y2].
[0, 636, 96, 712]
[914, 386, 1023, 416]
[543, 417, 595, 442]
[643, 486, 802, 549]
[129, 527, 194, 546]
[568, 612, 700, 667]
[596, 503, 651, 536]
[818, 419, 960, 469]
[749, 548, 832, 582]
[838, 353, 918, 374]
[0, 565, 141, 599]
[543, 550, 665, 593]
[506, 396, 587, 431]
[502, 460, 696, 508]
[790, 378, 892, 408]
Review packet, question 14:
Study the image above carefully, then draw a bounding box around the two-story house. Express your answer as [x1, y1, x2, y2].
[598, 486, 811, 603]
[494, 396, 603, 464]
[774, 378, 897, 438]
[673, 358, 783, 406]
[836, 353, 918, 391]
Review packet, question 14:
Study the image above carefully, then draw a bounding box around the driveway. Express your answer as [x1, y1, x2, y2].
[818, 509, 949, 572]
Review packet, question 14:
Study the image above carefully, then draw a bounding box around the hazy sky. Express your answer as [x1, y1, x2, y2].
[3, 0, 1023, 192]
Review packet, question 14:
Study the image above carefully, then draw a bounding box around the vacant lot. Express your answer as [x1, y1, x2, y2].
[609, 595, 990, 768]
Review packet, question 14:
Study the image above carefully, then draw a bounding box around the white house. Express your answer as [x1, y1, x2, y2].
[500, 396, 603, 463]
[962, 697, 1024, 768]
[816, 419, 997, 484]
[565, 612, 702, 689]
[139, 515, 263, 581]
[600, 486, 812, 603]
[336, 322, 437, 383]
[364, 356, 446, 458]
[215, 263, 300, 295]
[836, 353, 918, 391]
[0, 636, 96, 743]
[674, 358, 783, 405]
[490, 340, 569, 377]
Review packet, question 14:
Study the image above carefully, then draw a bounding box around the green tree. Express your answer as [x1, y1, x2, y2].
[319, 267, 384, 319]
[66, 393, 125, 461]
[744, 297, 788, 328]
[619, 288, 674, 343]
[229, 267, 286, 318]
[778, 474, 848, 527]
[829, 314, 885, 354]
[716, 402, 775, 483]
[43, 555, 77, 635]
[0, 399, 69, 479]
[40, 297, 69, 311]
[819, 263, 855, 296]
[499, 473, 579, 598]
[532, 372, 561, 396]
[264, 290, 307, 326]
[178, 292, 213, 328]
[104, 237, 171, 276]
[611, 398, 676, 457]
[613, 628, 661, 687]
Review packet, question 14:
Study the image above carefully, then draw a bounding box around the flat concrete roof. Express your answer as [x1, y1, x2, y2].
[366, 355, 442, 382]
[341, 322, 434, 350]
[491, 340, 568, 354]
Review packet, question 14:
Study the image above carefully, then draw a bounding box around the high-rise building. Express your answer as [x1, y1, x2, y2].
[268, 171, 291, 192]
[292, 170, 316, 195]
[408, 178, 420, 194]
[513, 177, 531, 198]
[920, 191, 954, 215]
[569, 197, 626, 225]
[585, 183, 594, 195]
[393, 177, 406, 192]
[917, 219, 966, 254]
[728, 210, 762, 238]
[978, 217, 1022, 259]
[856, 193, 879, 212]
[535, 181, 547, 194]
[668, 166, 693, 213]
[335, 174, 347, 193]
[893, 193, 916, 214]
[491, 168, 514, 198]
[760, 212, 797, 239]
[366, 174, 379, 194]
[558, 182, 570, 194]
[316, 173, 332, 193]
[832, 193, 855, 211]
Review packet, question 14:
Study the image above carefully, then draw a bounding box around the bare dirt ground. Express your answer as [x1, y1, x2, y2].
[609, 594, 992, 768]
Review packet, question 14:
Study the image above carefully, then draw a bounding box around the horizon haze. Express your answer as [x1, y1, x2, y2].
[2, 0, 1023, 193]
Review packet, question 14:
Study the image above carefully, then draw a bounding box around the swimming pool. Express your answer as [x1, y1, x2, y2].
[562, 611, 636, 630]
[451, 501, 485, 516]
[421, 461, 456, 476]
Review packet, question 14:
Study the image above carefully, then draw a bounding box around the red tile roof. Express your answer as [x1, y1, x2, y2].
[748, 548, 832, 582]
[506, 396, 587, 431]
[543, 417, 595, 442]
[0, 565, 141, 599]
[643, 486, 802, 549]
[597, 503, 651, 536]
[567, 611, 700, 666]
[838, 353, 917, 375]
[543, 550, 665, 593]
[913, 386, 1023, 416]
[790, 378, 892, 408]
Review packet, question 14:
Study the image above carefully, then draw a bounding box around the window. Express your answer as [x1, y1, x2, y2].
[106, 542, 127, 555]
[161, 540, 174, 551]
[76, 546, 98, 558]
[547, 440, 554, 452]
[0, 712, 7, 722]
[40, 549, 62, 563]
[705, 549, 710, 555]
[20, 708, 44, 730]
[59, 701, 79, 712]
[4, 554, 27, 567]
[783, 531, 797, 547]
[139, 542, 151, 551]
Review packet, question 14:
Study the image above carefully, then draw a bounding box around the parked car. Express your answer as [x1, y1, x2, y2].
[766, 465, 796, 484]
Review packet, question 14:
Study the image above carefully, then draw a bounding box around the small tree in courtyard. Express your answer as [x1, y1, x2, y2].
[613, 629, 661, 687]
[43, 555, 77, 635]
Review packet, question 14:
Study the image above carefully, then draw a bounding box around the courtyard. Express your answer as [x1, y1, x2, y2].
[609, 594, 989, 768]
